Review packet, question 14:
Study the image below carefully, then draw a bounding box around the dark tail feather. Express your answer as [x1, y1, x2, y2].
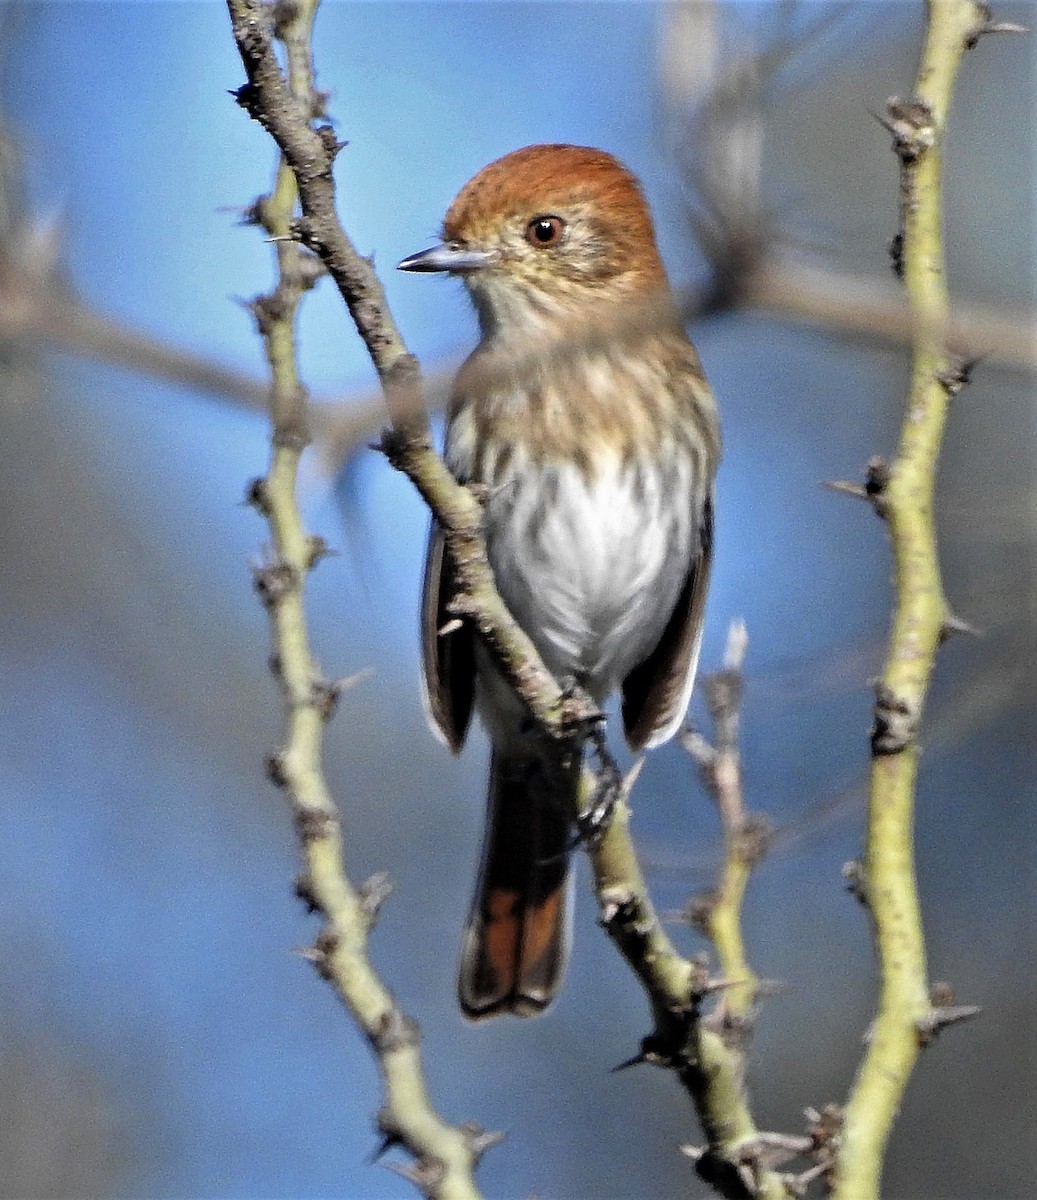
[458, 745, 577, 1019]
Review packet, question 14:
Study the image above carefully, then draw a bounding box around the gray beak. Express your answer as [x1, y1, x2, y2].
[397, 242, 494, 274]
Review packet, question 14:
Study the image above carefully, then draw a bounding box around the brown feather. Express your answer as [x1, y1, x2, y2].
[420, 523, 475, 753]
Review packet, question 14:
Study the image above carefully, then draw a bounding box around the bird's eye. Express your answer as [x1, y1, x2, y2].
[526, 215, 565, 248]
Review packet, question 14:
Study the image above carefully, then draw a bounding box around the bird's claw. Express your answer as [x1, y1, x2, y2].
[574, 733, 623, 850]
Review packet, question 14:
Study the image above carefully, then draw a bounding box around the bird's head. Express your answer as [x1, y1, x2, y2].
[398, 144, 670, 339]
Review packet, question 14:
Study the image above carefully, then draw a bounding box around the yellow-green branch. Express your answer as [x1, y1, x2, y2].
[833, 3, 998, 1195]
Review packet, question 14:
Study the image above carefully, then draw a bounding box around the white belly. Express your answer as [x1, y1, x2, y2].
[480, 451, 697, 699]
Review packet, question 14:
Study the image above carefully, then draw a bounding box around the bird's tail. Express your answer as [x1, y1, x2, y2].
[458, 744, 578, 1019]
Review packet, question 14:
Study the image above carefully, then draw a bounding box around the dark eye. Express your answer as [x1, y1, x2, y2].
[526, 215, 565, 247]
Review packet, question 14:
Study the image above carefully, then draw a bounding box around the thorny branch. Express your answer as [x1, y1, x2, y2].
[830, 2, 1008, 1196]
[231, 1, 486, 1196]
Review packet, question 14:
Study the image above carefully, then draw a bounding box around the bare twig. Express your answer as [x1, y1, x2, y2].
[679, 622, 772, 1029]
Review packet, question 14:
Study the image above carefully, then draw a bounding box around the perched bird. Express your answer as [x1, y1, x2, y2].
[398, 144, 720, 1019]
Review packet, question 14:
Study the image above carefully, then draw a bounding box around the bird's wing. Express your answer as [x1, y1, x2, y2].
[421, 521, 476, 753]
[621, 496, 713, 752]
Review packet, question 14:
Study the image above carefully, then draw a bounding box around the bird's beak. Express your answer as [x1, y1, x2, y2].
[397, 242, 494, 274]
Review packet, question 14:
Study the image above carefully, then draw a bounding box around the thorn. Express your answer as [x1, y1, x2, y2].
[230, 82, 259, 112]
[336, 667, 374, 693]
[358, 872, 394, 923]
[722, 619, 749, 672]
[734, 1131, 813, 1170]
[438, 617, 463, 637]
[917, 993, 982, 1045]
[824, 457, 889, 516]
[610, 1051, 649, 1073]
[823, 479, 870, 501]
[460, 1121, 505, 1162]
[372, 1107, 404, 1162]
[316, 124, 341, 159]
[965, 9, 1028, 49]
[680, 1144, 706, 1162]
[243, 476, 270, 514]
[842, 860, 869, 905]
[700, 975, 740, 996]
[620, 756, 645, 799]
[265, 752, 289, 788]
[305, 929, 339, 981]
[610, 1033, 674, 1072]
[888, 231, 904, 279]
[293, 874, 319, 913]
[940, 612, 982, 642]
[783, 1160, 831, 1196]
[383, 1160, 446, 1191]
[937, 355, 981, 396]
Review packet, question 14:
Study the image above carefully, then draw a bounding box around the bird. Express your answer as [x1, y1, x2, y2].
[398, 144, 720, 1020]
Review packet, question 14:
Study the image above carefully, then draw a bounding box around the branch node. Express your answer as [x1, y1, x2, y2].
[306, 534, 336, 568]
[243, 475, 271, 515]
[315, 123, 342, 158]
[310, 676, 341, 721]
[870, 682, 917, 755]
[370, 1007, 421, 1054]
[309, 928, 339, 981]
[879, 97, 936, 162]
[294, 807, 337, 842]
[459, 1121, 505, 1163]
[597, 884, 639, 930]
[823, 457, 890, 518]
[965, 6, 1029, 49]
[936, 355, 979, 396]
[252, 558, 298, 608]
